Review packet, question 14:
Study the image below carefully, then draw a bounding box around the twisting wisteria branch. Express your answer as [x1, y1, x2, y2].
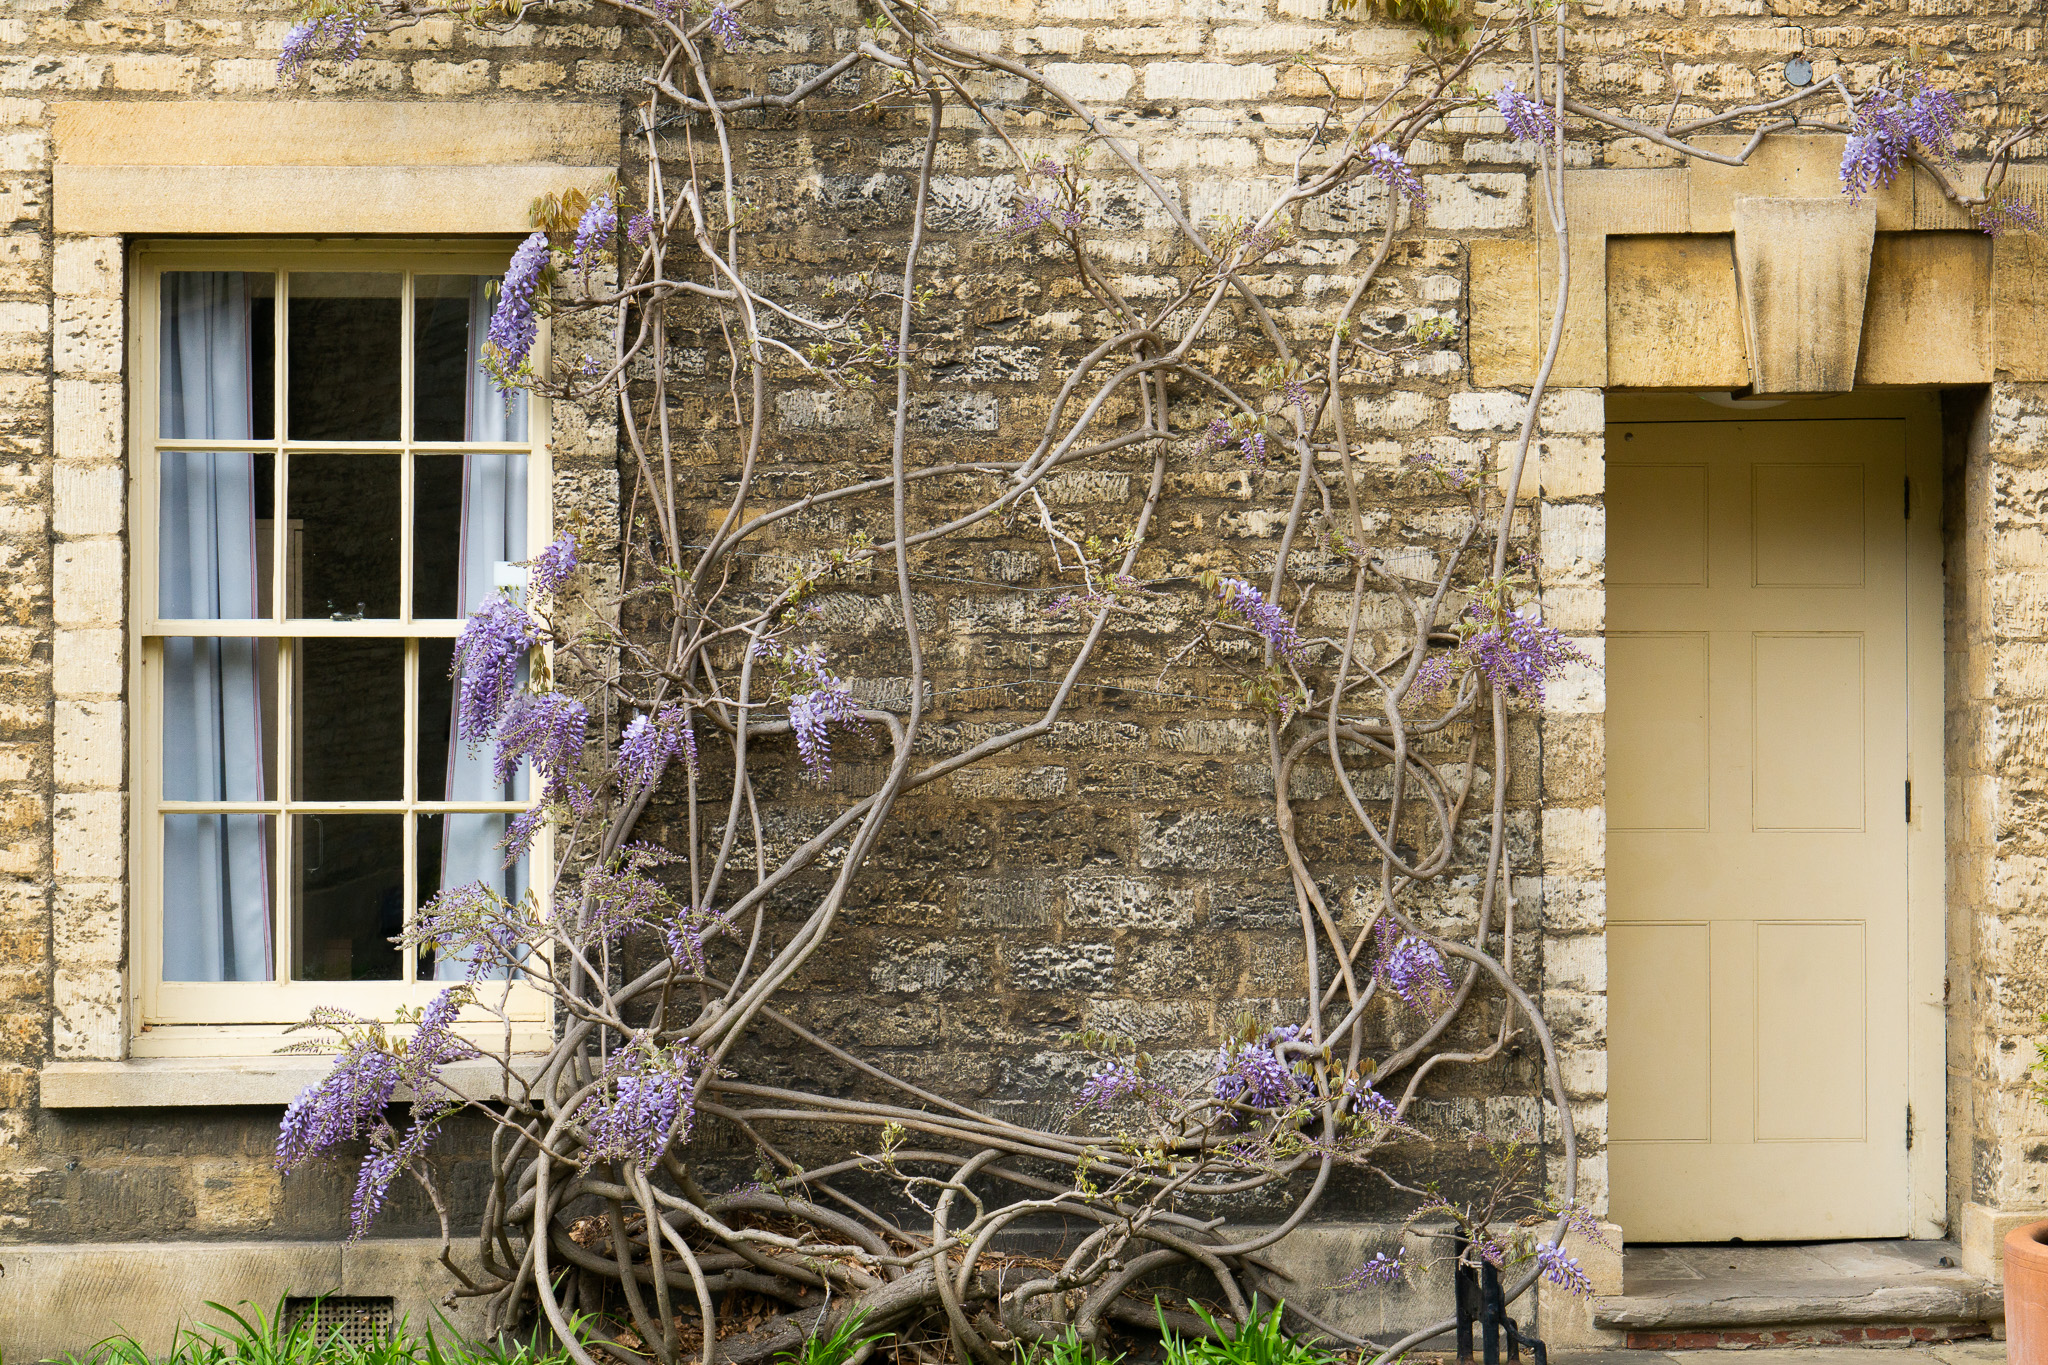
[267, 2, 2040, 1361]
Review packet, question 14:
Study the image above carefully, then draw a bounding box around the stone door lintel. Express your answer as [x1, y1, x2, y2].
[1471, 136, 2036, 391]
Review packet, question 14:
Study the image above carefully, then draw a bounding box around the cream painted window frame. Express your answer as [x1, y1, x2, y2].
[128, 238, 553, 1058]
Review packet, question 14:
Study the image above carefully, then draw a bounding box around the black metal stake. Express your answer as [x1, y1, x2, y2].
[1453, 1237, 1548, 1365]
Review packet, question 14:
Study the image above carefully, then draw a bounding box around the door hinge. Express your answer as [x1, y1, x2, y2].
[1906, 780, 1912, 822]
[1905, 477, 1912, 520]
[1906, 1103, 1915, 1150]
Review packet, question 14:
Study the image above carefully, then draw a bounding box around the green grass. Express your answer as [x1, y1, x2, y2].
[42, 1297, 576, 1365]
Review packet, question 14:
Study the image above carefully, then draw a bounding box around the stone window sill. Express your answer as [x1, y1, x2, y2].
[38, 1056, 548, 1108]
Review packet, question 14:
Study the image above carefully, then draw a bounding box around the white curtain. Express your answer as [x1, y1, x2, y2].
[438, 280, 530, 980]
[159, 273, 273, 982]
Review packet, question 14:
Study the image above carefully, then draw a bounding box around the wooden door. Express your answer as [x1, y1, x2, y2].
[1606, 418, 1910, 1240]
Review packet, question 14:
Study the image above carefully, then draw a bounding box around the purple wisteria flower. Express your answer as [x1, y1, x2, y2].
[665, 904, 730, 973]
[503, 804, 548, 866]
[778, 645, 863, 780]
[576, 1044, 702, 1171]
[1407, 447, 1473, 489]
[414, 882, 527, 981]
[620, 705, 696, 791]
[1981, 199, 2042, 236]
[1460, 602, 1588, 703]
[1496, 80, 1556, 144]
[705, 2, 744, 49]
[452, 596, 539, 743]
[791, 686, 862, 779]
[572, 196, 617, 268]
[1336, 1249, 1408, 1290]
[1373, 918, 1454, 1016]
[1215, 576, 1305, 663]
[627, 210, 657, 245]
[1213, 1024, 1306, 1111]
[277, 1033, 399, 1171]
[278, 10, 366, 79]
[400, 988, 479, 1088]
[1075, 1062, 1149, 1111]
[1841, 77, 1963, 201]
[493, 691, 589, 796]
[1006, 195, 1059, 236]
[576, 843, 680, 945]
[1537, 1242, 1594, 1297]
[529, 534, 579, 597]
[489, 231, 551, 369]
[1342, 1075, 1404, 1127]
[1364, 142, 1427, 209]
[1557, 1200, 1612, 1248]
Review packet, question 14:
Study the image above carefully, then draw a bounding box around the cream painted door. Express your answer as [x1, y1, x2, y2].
[1607, 419, 1910, 1241]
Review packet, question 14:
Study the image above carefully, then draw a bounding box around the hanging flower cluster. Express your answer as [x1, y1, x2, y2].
[277, 991, 478, 1237]
[493, 691, 589, 798]
[278, 8, 367, 79]
[759, 640, 865, 781]
[619, 705, 698, 791]
[1214, 576, 1305, 663]
[1074, 1062, 1150, 1111]
[1373, 918, 1455, 1017]
[276, 1025, 399, 1172]
[1841, 76, 1962, 201]
[1213, 1023, 1308, 1111]
[1537, 1242, 1594, 1296]
[575, 1043, 703, 1172]
[488, 231, 552, 369]
[704, 2, 744, 49]
[528, 534, 580, 598]
[1364, 142, 1428, 208]
[452, 596, 539, 742]
[1336, 1249, 1408, 1290]
[1496, 80, 1557, 144]
[572, 196, 617, 268]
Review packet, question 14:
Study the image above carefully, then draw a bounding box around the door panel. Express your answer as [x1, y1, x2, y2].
[1607, 419, 1909, 1241]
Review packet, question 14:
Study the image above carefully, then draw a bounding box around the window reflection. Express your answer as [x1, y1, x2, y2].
[298, 638, 405, 801]
[288, 273, 401, 441]
[288, 452, 400, 619]
[415, 275, 526, 444]
[293, 813, 404, 981]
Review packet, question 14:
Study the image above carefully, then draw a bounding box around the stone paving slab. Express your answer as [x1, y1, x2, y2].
[1552, 1347, 2005, 1365]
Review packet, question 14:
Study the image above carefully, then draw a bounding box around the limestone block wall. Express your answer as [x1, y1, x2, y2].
[1952, 383, 2048, 1268]
[0, 0, 2034, 1265]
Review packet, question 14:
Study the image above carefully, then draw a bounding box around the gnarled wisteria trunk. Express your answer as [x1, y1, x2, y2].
[267, 2, 2042, 1360]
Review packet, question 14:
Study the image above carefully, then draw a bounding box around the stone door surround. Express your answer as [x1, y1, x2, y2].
[1470, 135, 2045, 393]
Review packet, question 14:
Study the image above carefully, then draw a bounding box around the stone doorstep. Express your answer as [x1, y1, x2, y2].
[1591, 1243, 2002, 1335]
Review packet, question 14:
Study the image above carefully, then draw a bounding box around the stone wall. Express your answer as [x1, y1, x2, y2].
[1953, 382, 2048, 1278]
[0, 0, 2038, 1337]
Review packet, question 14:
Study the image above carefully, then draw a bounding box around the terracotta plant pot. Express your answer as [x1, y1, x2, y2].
[2007, 1221, 2048, 1365]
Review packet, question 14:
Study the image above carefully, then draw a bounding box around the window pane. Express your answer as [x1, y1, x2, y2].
[288, 272, 400, 441]
[415, 275, 528, 443]
[158, 452, 274, 620]
[288, 452, 400, 620]
[417, 811, 531, 981]
[412, 451, 528, 620]
[293, 813, 404, 981]
[160, 271, 273, 442]
[297, 638, 405, 801]
[413, 455, 465, 619]
[163, 814, 275, 982]
[417, 637, 530, 804]
[161, 637, 278, 801]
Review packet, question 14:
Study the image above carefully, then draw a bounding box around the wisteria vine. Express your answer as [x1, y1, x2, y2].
[269, 3, 2043, 1363]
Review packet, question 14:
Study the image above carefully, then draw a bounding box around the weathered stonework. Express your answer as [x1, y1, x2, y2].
[0, 0, 2042, 1351]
